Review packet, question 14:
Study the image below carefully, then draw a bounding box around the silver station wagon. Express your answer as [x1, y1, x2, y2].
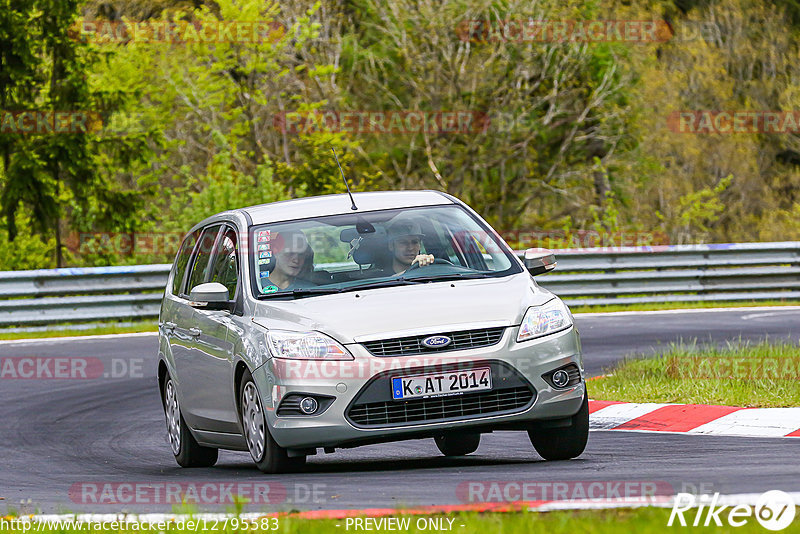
[158, 191, 587, 473]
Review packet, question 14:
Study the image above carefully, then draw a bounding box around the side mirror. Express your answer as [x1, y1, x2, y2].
[523, 248, 557, 276]
[189, 282, 232, 311]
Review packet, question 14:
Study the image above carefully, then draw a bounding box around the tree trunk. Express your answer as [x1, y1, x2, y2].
[55, 211, 63, 268]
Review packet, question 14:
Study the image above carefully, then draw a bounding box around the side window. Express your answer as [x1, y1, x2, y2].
[186, 225, 221, 295]
[171, 230, 200, 296]
[208, 227, 239, 300]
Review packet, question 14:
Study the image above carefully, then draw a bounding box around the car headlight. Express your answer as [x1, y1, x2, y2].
[267, 330, 354, 360]
[517, 299, 573, 342]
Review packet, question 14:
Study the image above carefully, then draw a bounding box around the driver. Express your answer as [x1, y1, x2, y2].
[386, 220, 434, 274]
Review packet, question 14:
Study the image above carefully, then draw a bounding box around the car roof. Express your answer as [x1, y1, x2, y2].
[241, 190, 455, 225]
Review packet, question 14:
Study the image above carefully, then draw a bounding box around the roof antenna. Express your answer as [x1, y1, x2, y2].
[332, 146, 358, 211]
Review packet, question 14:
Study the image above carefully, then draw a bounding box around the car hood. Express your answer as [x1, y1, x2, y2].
[251, 273, 555, 344]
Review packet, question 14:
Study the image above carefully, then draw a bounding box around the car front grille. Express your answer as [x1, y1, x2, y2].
[361, 327, 506, 357]
[346, 386, 534, 427]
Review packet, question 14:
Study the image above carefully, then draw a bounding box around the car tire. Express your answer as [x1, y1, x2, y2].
[528, 393, 589, 461]
[240, 370, 306, 474]
[434, 431, 481, 456]
[163, 377, 218, 468]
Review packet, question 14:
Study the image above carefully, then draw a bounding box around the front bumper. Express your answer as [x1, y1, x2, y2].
[252, 325, 585, 449]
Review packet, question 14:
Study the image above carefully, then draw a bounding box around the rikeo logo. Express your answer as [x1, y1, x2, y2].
[669, 491, 796, 530]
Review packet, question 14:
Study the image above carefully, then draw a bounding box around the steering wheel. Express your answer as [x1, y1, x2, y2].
[404, 258, 455, 271]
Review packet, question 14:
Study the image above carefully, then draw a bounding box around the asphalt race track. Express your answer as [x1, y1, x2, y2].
[2, 307, 800, 513]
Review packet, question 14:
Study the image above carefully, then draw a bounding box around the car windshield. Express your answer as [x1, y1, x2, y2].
[249, 204, 521, 298]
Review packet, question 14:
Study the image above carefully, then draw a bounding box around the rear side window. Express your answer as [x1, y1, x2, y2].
[171, 230, 200, 295]
[186, 225, 221, 295]
[208, 227, 239, 300]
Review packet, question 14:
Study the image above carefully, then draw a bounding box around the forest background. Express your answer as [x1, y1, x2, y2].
[2, 0, 799, 269]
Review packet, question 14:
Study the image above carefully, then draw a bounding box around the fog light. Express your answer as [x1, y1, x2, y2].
[300, 397, 319, 414]
[552, 369, 570, 388]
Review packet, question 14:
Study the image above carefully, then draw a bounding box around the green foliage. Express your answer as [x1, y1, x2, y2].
[0, 209, 54, 270]
[164, 134, 293, 234]
[6, 0, 800, 270]
[675, 175, 732, 236]
[0, 0, 146, 268]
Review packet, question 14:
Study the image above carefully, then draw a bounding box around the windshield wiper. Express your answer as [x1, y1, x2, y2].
[336, 278, 423, 293]
[403, 272, 494, 283]
[256, 273, 494, 299]
[337, 273, 492, 293]
[256, 287, 343, 299]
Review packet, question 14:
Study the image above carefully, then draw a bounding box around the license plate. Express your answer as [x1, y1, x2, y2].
[391, 368, 492, 400]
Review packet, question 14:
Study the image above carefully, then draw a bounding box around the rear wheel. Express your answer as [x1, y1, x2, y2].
[528, 394, 589, 461]
[434, 431, 481, 456]
[163, 377, 218, 467]
[240, 370, 306, 473]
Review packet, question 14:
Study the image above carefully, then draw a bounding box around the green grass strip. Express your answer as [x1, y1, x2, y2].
[590, 340, 800, 407]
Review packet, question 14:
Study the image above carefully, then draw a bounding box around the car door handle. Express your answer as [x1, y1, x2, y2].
[188, 327, 202, 337]
[162, 322, 176, 331]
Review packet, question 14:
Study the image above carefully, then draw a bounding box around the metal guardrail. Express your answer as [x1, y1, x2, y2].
[1, 242, 799, 326]
[0, 265, 169, 326]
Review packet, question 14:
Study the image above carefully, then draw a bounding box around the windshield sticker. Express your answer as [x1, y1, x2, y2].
[258, 258, 270, 265]
[259, 270, 270, 277]
[259, 251, 272, 258]
[257, 235, 268, 243]
[263, 285, 279, 293]
[257, 243, 270, 251]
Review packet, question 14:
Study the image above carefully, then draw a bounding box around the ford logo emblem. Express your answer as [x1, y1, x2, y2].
[421, 335, 452, 349]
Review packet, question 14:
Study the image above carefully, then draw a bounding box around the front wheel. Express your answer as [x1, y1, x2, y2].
[434, 431, 480, 456]
[240, 370, 306, 474]
[163, 377, 218, 467]
[528, 394, 589, 461]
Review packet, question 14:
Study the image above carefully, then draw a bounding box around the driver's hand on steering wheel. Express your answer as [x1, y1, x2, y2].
[411, 254, 435, 267]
